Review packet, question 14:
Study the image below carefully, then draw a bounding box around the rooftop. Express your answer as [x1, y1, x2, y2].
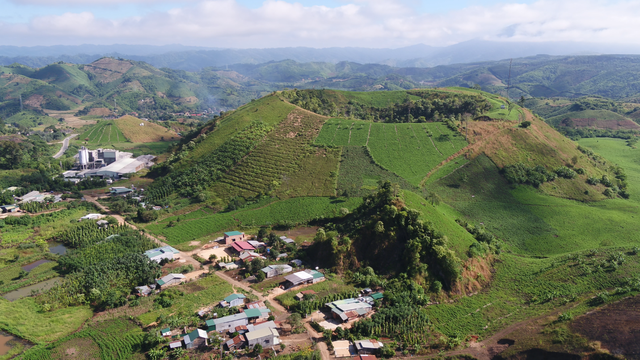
[224, 293, 246, 302]
[245, 327, 279, 341]
[232, 241, 255, 252]
[225, 231, 243, 236]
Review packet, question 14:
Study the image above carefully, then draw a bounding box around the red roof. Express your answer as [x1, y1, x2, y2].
[301, 290, 317, 295]
[353, 356, 377, 360]
[232, 241, 255, 252]
[235, 325, 248, 331]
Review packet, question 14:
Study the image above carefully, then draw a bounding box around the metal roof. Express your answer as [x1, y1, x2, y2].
[232, 241, 255, 252]
[245, 327, 279, 341]
[210, 312, 248, 325]
[184, 329, 207, 344]
[225, 231, 243, 236]
[284, 271, 313, 283]
[246, 320, 277, 332]
[243, 308, 266, 318]
[370, 292, 383, 300]
[224, 293, 246, 302]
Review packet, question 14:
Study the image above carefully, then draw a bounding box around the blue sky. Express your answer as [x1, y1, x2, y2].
[0, 0, 637, 48]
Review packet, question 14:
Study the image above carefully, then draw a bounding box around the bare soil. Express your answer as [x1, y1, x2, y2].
[571, 295, 640, 359]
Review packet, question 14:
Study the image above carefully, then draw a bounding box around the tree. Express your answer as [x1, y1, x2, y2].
[255, 270, 265, 282]
[253, 344, 263, 356]
[0, 141, 23, 169]
[427, 192, 441, 206]
[209, 254, 218, 263]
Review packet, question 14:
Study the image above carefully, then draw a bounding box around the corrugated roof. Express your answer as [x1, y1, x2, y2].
[246, 320, 277, 332]
[243, 308, 263, 318]
[232, 241, 255, 252]
[211, 312, 248, 325]
[225, 231, 243, 236]
[370, 292, 383, 300]
[224, 293, 246, 302]
[285, 271, 313, 283]
[245, 327, 279, 341]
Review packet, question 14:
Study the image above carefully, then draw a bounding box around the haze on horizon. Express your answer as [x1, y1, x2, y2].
[1, 0, 640, 50]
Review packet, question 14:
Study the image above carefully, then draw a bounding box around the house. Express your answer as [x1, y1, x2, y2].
[96, 220, 109, 228]
[295, 290, 317, 301]
[284, 269, 324, 288]
[144, 246, 180, 263]
[161, 328, 171, 337]
[353, 339, 383, 354]
[243, 308, 271, 322]
[245, 327, 280, 348]
[156, 273, 186, 288]
[220, 293, 246, 307]
[225, 335, 246, 350]
[135, 285, 153, 296]
[326, 298, 373, 323]
[333, 340, 357, 358]
[370, 292, 384, 301]
[224, 231, 246, 244]
[245, 320, 278, 333]
[279, 235, 295, 244]
[0, 205, 18, 213]
[245, 301, 266, 309]
[206, 313, 248, 332]
[239, 251, 265, 262]
[231, 241, 255, 253]
[276, 253, 288, 259]
[110, 187, 133, 196]
[184, 329, 208, 349]
[260, 264, 293, 278]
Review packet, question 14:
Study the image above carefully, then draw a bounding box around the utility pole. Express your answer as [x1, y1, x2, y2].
[507, 58, 513, 100]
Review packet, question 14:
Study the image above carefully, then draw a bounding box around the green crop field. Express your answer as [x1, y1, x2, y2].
[214, 109, 331, 198]
[6, 111, 58, 130]
[0, 298, 93, 344]
[337, 146, 420, 197]
[315, 120, 468, 186]
[424, 155, 469, 186]
[146, 196, 363, 245]
[78, 120, 127, 146]
[184, 96, 295, 164]
[21, 318, 144, 360]
[445, 87, 524, 121]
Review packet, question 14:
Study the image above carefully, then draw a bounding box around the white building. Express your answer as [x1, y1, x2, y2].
[245, 327, 280, 348]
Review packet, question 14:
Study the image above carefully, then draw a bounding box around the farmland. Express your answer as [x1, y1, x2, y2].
[337, 146, 419, 197]
[214, 108, 331, 198]
[315, 119, 468, 186]
[78, 120, 126, 146]
[145, 196, 363, 245]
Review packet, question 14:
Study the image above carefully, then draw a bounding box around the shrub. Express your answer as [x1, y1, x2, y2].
[587, 176, 600, 185]
[557, 312, 573, 322]
[519, 121, 532, 128]
[555, 166, 577, 179]
[603, 188, 615, 198]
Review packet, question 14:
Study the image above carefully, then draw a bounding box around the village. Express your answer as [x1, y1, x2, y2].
[133, 230, 386, 360]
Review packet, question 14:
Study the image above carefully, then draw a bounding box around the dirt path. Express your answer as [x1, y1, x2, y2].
[304, 323, 330, 360]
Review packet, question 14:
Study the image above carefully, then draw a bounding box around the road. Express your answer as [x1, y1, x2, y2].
[214, 271, 288, 314]
[52, 134, 78, 159]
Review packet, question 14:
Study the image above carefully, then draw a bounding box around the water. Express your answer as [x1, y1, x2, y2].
[2, 277, 63, 302]
[0, 332, 18, 357]
[48, 242, 68, 255]
[21, 259, 51, 272]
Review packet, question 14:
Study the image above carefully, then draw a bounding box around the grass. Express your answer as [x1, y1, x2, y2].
[337, 146, 420, 197]
[315, 120, 468, 186]
[136, 274, 233, 326]
[444, 87, 524, 121]
[424, 155, 470, 186]
[6, 111, 58, 130]
[146, 196, 363, 245]
[274, 275, 355, 309]
[0, 254, 59, 295]
[275, 147, 340, 198]
[0, 297, 92, 344]
[115, 115, 178, 143]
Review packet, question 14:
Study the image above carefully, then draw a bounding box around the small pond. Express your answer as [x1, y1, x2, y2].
[0, 331, 19, 357]
[2, 277, 63, 302]
[48, 242, 68, 255]
[21, 259, 52, 272]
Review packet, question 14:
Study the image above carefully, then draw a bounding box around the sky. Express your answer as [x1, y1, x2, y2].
[1, 0, 639, 48]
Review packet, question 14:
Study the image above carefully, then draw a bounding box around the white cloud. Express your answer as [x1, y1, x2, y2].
[2, 0, 640, 47]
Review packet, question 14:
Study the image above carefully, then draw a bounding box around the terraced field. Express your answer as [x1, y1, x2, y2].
[214, 108, 329, 198]
[78, 120, 126, 146]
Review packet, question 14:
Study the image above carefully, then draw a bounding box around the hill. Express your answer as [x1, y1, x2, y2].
[114, 115, 178, 143]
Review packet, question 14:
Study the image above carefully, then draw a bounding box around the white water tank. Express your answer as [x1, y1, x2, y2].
[79, 147, 89, 167]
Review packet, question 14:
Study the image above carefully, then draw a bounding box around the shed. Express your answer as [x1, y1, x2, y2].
[135, 285, 153, 296]
[225, 335, 246, 350]
[370, 292, 383, 300]
[169, 341, 183, 349]
[183, 329, 208, 349]
[260, 264, 293, 278]
[245, 327, 280, 348]
[334, 340, 357, 358]
[353, 339, 383, 354]
[161, 328, 171, 337]
[144, 246, 180, 263]
[284, 271, 314, 288]
[239, 251, 265, 262]
[244, 308, 271, 321]
[247, 240, 265, 248]
[156, 273, 185, 288]
[295, 290, 317, 301]
[0, 205, 18, 213]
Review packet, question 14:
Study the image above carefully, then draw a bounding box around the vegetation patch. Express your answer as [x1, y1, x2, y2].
[115, 115, 178, 143]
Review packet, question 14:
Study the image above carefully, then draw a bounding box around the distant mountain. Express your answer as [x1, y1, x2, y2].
[4, 41, 640, 71]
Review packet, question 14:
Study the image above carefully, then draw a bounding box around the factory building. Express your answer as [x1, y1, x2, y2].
[72, 147, 155, 179]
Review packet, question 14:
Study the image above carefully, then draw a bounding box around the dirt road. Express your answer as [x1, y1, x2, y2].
[304, 323, 330, 360]
[214, 271, 288, 314]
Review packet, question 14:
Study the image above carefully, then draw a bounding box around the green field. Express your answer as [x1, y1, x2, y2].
[184, 96, 295, 164]
[0, 298, 93, 344]
[78, 120, 127, 146]
[146, 196, 363, 245]
[337, 146, 420, 197]
[316, 119, 468, 186]
[446, 87, 524, 121]
[6, 111, 58, 130]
